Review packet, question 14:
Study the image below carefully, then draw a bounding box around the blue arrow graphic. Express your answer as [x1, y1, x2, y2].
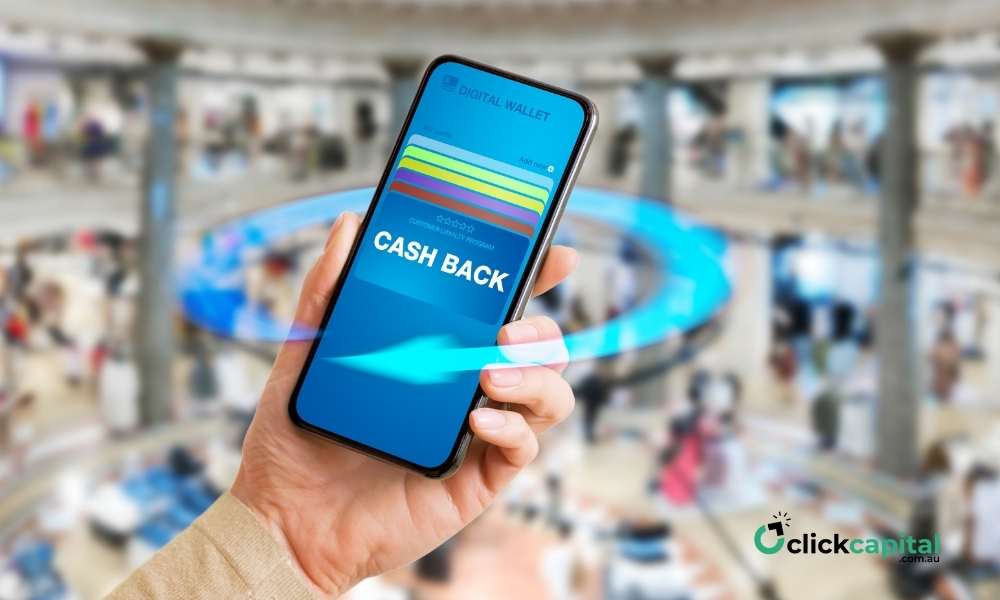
[178, 187, 730, 383]
[323, 188, 729, 383]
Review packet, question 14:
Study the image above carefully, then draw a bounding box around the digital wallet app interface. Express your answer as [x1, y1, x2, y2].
[295, 60, 586, 468]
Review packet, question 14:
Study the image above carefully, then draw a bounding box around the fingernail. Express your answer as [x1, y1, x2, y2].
[325, 213, 346, 249]
[488, 367, 522, 387]
[566, 247, 580, 267]
[503, 322, 538, 344]
[472, 408, 506, 430]
[330, 212, 347, 231]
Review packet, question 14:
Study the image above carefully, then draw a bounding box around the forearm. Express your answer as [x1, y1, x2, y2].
[107, 492, 314, 599]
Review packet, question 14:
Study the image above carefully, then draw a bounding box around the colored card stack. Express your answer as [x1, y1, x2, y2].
[389, 134, 553, 237]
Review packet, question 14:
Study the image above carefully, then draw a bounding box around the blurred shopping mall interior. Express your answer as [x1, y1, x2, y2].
[1, 1, 999, 599]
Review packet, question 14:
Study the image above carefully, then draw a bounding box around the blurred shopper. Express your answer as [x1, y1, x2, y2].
[80, 116, 109, 183]
[823, 121, 848, 183]
[969, 295, 989, 360]
[768, 123, 815, 193]
[22, 100, 43, 167]
[789, 129, 812, 192]
[656, 373, 709, 505]
[701, 372, 755, 503]
[608, 125, 637, 179]
[291, 125, 322, 181]
[0, 269, 12, 404]
[821, 120, 869, 194]
[6, 391, 36, 474]
[769, 338, 797, 405]
[889, 463, 1000, 598]
[0, 124, 19, 181]
[605, 521, 696, 600]
[658, 419, 700, 503]
[96, 233, 137, 347]
[692, 115, 726, 179]
[35, 281, 71, 347]
[865, 133, 883, 185]
[540, 522, 583, 600]
[202, 112, 225, 173]
[964, 465, 1000, 569]
[183, 323, 219, 407]
[246, 249, 298, 324]
[288, 125, 310, 181]
[843, 120, 871, 192]
[241, 97, 262, 161]
[886, 443, 978, 599]
[929, 330, 961, 403]
[36, 280, 82, 385]
[575, 357, 614, 445]
[918, 442, 966, 561]
[980, 122, 995, 195]
[41, 101, 61, 165]
[353, 100, 378, 169]
[2, 247, 35, 414]
[960, 125, 986, 198]
[415, 539, 453, 584]
[561, 294, 592, 335]
[8, 245, 34, 303]
[810, 380, 841, 451]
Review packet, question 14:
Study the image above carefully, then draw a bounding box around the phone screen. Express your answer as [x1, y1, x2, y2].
[291, 57, 590, 471]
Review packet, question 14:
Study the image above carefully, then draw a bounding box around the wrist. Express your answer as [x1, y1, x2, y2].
[230, 475, 353, 598]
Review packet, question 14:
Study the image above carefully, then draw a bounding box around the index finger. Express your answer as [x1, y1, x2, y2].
[530, 245, 578, 298]
[293, 212, 361, 329]
[497, 315, 569, 373]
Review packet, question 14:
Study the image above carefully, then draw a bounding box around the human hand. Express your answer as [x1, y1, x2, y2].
[231, 211, 577, 597]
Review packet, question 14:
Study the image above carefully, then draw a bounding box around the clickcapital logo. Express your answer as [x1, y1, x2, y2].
[754, 511, 791, 555]
[753, 510, 941, 563]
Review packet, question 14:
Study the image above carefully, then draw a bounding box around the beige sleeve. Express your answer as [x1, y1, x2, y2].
[107, 492, 314, 599]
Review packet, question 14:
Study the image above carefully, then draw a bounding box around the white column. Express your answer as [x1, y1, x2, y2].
[636, 55, 678, 201]
[632, 54, 679, 407]
[725, 76, 772, 189]
[870, 31, 933, 478]
[135, 37, 184, 426]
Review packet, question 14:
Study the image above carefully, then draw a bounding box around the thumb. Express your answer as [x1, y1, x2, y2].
[292, 211, 362, 330]
[259, 211, 361, 407]
[268, 211, 361, 389]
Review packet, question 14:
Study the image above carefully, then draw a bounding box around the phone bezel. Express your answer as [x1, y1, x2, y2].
[288, 54, 597, 477]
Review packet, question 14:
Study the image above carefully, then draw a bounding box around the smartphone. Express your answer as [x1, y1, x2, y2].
[288, 55, 597, 477]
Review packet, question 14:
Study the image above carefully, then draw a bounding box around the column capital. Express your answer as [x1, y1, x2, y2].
[135, 36, 186, 63]
[382, 55, 424, 79]
[868, 30, 934, 65]
[634, 53, 681, 77]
